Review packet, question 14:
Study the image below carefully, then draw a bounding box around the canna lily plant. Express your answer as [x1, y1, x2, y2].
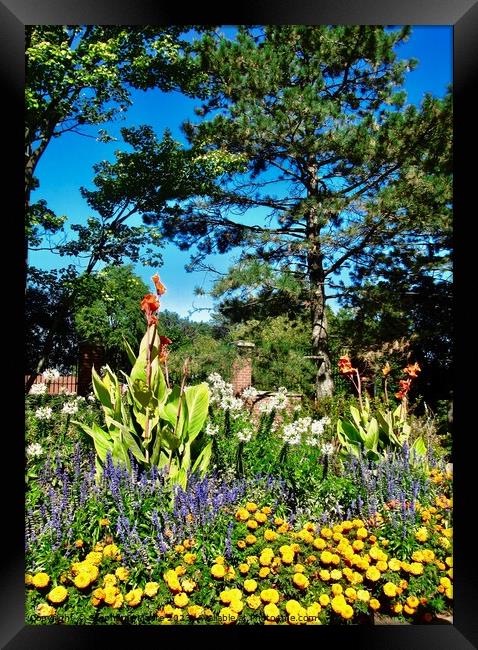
[73, 274, 211, 489]
[336, 355, 426, 462]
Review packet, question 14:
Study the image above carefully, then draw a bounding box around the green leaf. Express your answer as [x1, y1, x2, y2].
[73, 420, 112, 462]
[184, 383, 209, 443]
[92, 366, 113, 410]
[364, 417, 379, 451]
[192, 440, 212, 475]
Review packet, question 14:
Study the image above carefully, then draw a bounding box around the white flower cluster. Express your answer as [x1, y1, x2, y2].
[42, 368, 60, 383]
[29, 383, 47, 395]
[205, 422, 219, 437]
[206, 373, 244, 419]
[59, 387, 76, 396]
[62, 401, 79, 416]
[281, 416, 331, 447]
[241, 386, 258, 402]
[26, 442, 43, 457]
[87, 393, 96, 402]
[237, 426, 254, 443]
[259, 387, 289, 413]
[321, 442, 335, 457]
[35, 406, 53, 420]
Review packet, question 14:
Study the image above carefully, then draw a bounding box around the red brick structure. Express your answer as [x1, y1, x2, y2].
[77, 342, 104, 396]
[232, 340, 255, 396]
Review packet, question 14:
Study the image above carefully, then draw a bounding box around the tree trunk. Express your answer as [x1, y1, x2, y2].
[306, 162, 334, 401]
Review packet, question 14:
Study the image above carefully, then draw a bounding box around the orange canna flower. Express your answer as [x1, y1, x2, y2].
[152, 273, 166, 296]
[338, 355, 356, 376]
[403, 362, 421, 378]
[159, 336, 172, 363]
[140, 294, 160, 326]
[382, 362, 391, 377]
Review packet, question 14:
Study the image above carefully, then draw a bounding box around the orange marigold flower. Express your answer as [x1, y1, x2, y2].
[338, 355, 356, 376]
[403, 362, 421, 378]
[152, 273, 167, 296]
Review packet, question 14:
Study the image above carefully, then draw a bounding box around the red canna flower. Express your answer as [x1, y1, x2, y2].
[338, 355, 356, 376]
[403, 362, 421, 378]
[158, 336, 172, 363]
[152, 273, 166, 296]
[395, 378, 412, 400]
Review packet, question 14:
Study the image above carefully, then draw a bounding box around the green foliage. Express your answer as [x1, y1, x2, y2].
[74, 326, 211, 488]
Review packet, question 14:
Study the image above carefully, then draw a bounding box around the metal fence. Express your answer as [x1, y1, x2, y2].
[25, 375, 78, 395]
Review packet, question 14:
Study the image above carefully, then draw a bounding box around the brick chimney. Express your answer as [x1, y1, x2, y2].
[77, 342, 105, 396]
[232, 340, 255, 396]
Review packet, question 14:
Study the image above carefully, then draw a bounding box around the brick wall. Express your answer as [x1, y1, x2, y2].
[77, 343, 104, 396]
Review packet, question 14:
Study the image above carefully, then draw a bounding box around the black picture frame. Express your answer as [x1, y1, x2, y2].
[4, 1, 477, 647]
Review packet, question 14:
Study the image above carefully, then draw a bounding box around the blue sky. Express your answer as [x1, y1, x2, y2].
[30, 26, 452, 321]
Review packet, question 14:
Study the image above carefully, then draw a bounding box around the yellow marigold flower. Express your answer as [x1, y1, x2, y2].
[91, 597, 102, 607]
[175, 544, 185, 553]
[104, 585, 119, 605]
[445, 586, 453, 599]
[368, 546, 381, 560]
[102, 544, 119, 559]
[331, 583, 343, 595]
[319, 593, 330, 606]
[247, 519, 259, 530]
[237, 540, 246, 549]
[286, 599, 301, 615]
[255, 512, 267, 524]
[307, 602, 322, 618]
[352, 539, 364, 552]
[271, 557, 282, 570]
[74, 539, 84, 548]
[369, 598, 380, 611]
[25, 573, 33, 586]
[85, 551, 103, 565]
[313, 537, 326, 550]
[183, 539, 192, 549]
[181, 578, 196, 593]
[73, 573, 91, 589]
[341, 604, 354, 620]
[298, 530, 314, 544]
[246, 502, 258, 512]
[245, 534, 257, 545]
[447, 568, 453, 579]
[235, 507, 249, 521]
[331, 595, 347, 614]
[226, 566, 236, 580]
[36, 603, 56, 617]
[376, 560, 388, 572]
[219, 606, 239, 624]
[183, 553, 196, 565]
[406, 595, 419, 608]
[47, 586, 68, 604]
[415, 527, 428, 542]
[94, 542, 105, 552]
[187, 605, 204, 619]
[143, 582, 159, 597]
[174, 592, 189, 608]
[320, 527, 333, 539]
[115, 567, 129, 582]
[274, 517, 284, 526]
[230, 598, 244, 613]
[246, 594, 262, 610]
[357, 590, 370, 603]
[446, 556, 453, 567]
[211, 564, 226, 579]
[330, 569, 342, 581]
[277, 524, 290, 534]
[293, 573, 309, 590]
[264, 602, 280, 619]
[124, 588, 143, 607]
[260, 553, 274, 566]
[243, 579, 258, 593]
[345, 587, 357, 601]
[443, 527, 453, 538]
[403, 604, 416, 615]
[103, 574, 117, 587]
[409, 562, 424, 576]
[239, 563, 250, 575]
[439, 537, 451, 549]
[436, 560, 446, 571]
[383, 582, 398, 598]
[388, 558, 402, 572]
[366, 567, 381, 582]
[356, 527, 368, 540]
[320, 550, 333, 565]
[306, 554, 317, 564]
[369, 534, 377, 543]
[261, 588, 279, 604]
[351, 572, 363, 585]
[174, 565, 186, 576]
[259, 567, 270, 578]
[294, 564, 305, 573]
[440, 576, 451, 589]
[412, 550, 424, 562]
[330, 553, 341, 566]
[422, 549, 435, 563]
[281, 552, 294, 565]
[264, 529, 277, 542]
[32, 572, 50, 589]
[247, 555, 258, 565]
[392, 603, 403, 614]
[319, 569, 331, 581]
